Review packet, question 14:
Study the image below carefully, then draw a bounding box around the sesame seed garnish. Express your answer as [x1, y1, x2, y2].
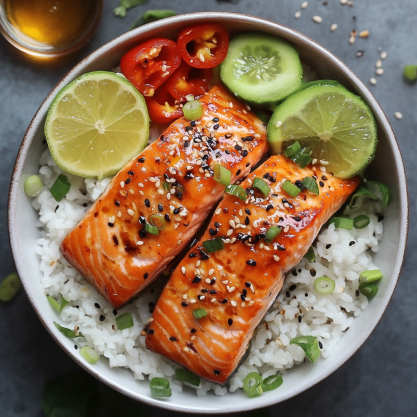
[222, 280, 229, 284]
[380, 51, 387, 59]
[274, 255, 280, 262]
[340, 0, 347, 3]
[331, 23, 338, 32]
[211, 298, 217, 303]
[147, 318, 153, 323]
[226, 229, 233, 236]
[248, 301, 254, 306]
[177, 239, 182, 245]
[183, 347, 190, 352]
[190, 299, 196, 304]
[205, 278, 211, 284]
[295, 11, 301, 18]
[181, 267, 186, 275]
[191, 335, 196, 341]
[395, 112, 403, 120]
[301, 1, 308, 9]
[312, 16, 322, 24]
[284, 226, 290, 233]
[359, 30, 369, 38]
[275, 120, 282, 129]
[376, 60, 382, 68]
[376, 68, 384, 75]
[231, 300, 237, 307]
[141, 167, 146, 172]
[127, 209, 134, 216]
[169, 337, 178, 341]
[370, 77, 377, 85]
[241, 302, 246, 307]
[228, 318, 233, 326]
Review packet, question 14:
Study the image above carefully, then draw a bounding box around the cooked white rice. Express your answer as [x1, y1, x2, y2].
[32, 148, 384, 396]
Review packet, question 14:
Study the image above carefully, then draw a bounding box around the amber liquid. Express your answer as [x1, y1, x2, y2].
[5, 0, 98, 49]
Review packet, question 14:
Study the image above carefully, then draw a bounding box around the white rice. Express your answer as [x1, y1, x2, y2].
[32, 148, 384, 396]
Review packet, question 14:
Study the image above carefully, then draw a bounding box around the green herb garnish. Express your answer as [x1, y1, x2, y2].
[290, 336, 321, 363]
[114, 0, 146, 18]
[132, 9, 176, 29]
[116, 313, 134, 330]
[50, 174, 71, 202]
[0, 273, 21, 302]
[54, 322, 83, 338]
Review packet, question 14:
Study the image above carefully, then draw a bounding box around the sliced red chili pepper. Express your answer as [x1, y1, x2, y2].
[166, 61, 213, 102]
[177, 23, 229, 69]
[145, 82, 183, 125]
[120, 38, 181, 97]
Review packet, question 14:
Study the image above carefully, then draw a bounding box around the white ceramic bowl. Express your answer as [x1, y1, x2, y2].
[8, 12, 408, 414]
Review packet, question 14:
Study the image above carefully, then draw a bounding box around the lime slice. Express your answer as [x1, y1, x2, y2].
[267, 84, 377, 179]
[45, 71, 149, 179]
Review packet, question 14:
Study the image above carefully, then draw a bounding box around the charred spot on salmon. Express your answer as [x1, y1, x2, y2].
[199, 251, 210, 260]
[187, 342, 197, 352]
[228, 318, 233, 326]
[138, 157, 145, 163]
[189, 253, 197, 258]
[144, 273, 149, 279]
[148, 329, 154, 334]
[214, 369, 220, 375]
[112, 236, 119, 246]
[164, 214, 170, 222]
[246, 259, 256, 266]
[192, 276, 202, 284]
[169, 337, 178, 341]
[94, 212, 98, 217]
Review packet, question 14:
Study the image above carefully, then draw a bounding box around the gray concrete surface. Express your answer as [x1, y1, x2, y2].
[0, 0, 416, 416]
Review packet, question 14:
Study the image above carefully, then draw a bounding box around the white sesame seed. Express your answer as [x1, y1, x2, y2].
[136, 241, 144, 246]
[138, 183, 144, 188]
[183, 347, 190, 352]
[141, 167, 146, 172]
[312, 16, 322, 24]
[167, 193, 171, 200]
[320, 166, 327, 172]
[229, 102, 233, 108]
[312, 158, 318, 164]
[380, 51, 387, 60]
[230, 238, 236, 243]
[191, 335, 196, 340]
[148, 318, 153, 323]
[320, 160, 329, 165]
[231, 300, 237, 307]
[190, 299, 196, 304]
[169, 167, 176, 175]
[229, 220, 236, 228]
[183, 294, 187, 299]
[132, 202, 137, 210]
[359, 30, 369, 38]
[181, 267, 186, 275]
[240, 224, 247, 229]
[209, 269, 214, 275]
[185, 94, 194, 102]
[211, 298, 217, 303]
[177, 239, 182, 245]
[109, 216, 115, 223]
[370, 77, 377, 85]
[395, 112, 403, 120]
[127, 209, 135, 216]
[331, 23, 338, 32]
[274, 255, 280, 262]
[196, 260, 201, 267]
[301, 1, 308, 8]
[174, 223, 179, 229]
[120, 181, 125, 188]
[340, 0, 347, 3]
[242, 109, 247, 114]
[284, 226, 290, 233]
[376, 60, 382, 68]
[170, 189, 175, 194]
[205, 173, 211, 178]
[249, 301, 254, 306]
[264, 246, 270, 251]
[295, 11, 301, 18]
[275, 120, 282, 129]
[205, 278, 211, 284]
[117, 211, 122, 218]
[349, 36, 355, 44]
[222, 280, 229, 285]
[260, 243, 264, 249]
[376, 68, 384, 75]
[198, 53, 205, 62]
[227, 229, 233, 236]
[187, 165, 193, 170]
[241, 302, 246, 307]
[155, 180, 160, 188]
[157, 189, 164, 195]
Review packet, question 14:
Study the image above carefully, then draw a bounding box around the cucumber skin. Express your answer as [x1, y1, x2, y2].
[220, 33, 303, 108]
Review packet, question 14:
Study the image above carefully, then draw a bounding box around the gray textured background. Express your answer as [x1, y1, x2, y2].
[0, 0, 416, 416]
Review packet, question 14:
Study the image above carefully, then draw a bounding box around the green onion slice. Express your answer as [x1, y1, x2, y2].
[265, 226, 281, 244]
[314, 276, 335, 294]
[292, 152, 313, 168]
[145, 222, 159, 235]
[150, 214, 165, 230]
[284, 141, 301, 158]
[175, 368, 200, 387]
[366, 181, 392, 207]
[202, 238, 224, 253]
[163, 181, 171, 191]
[282, 180, 300, 197]
[0, 273, 21, 302]
[359, 269, 383, 285]
[24, 175, 43, 197]
[404, 64, 417, 82]
[353, 214, 370, 229]
[47, 294, 69, 313]
[214, 164, 231, 186]
[359, 283, 378, 298]
[225, 185, 248, 201]
[302, 177, 319, 195]
[150, 377, 172, 398]
[54, 322, 83, 338]
[304, 246, 316, 263]
[183, 100, 203, 121]
[192, 308, 207, 320]
[80, 346, 100, 364]
[116, 313, 134, 330]
[131, 9, 177, 28]
[253, 178, 270, 197]
[50, 174, 71, 202]
[290, 336, 321, 363]
[329, 217, 354, 230]
[261, 374, 283, 392]
[243, 372, 263, 398]
[348, 185, 378, 208]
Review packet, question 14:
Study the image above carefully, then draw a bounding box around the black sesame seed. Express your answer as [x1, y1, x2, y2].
[202, 154, 209, 161]
[113, 310, 118, 316]
[139, 229, 147, 238]
[158, 204, 163, 212]
[192, 276, 202, 284]
[310, 268, 317, 277]
[269, 177, 276, 183]
[263, 172, 270, 179]
[185, 126, 193, 131]
[319, 341, 323, 349]
[148, 329, 154, 334]
[356, 50, 364, 58]
[326, 244, 331, 249]
[112, 235, 119, 246]
[246, 162, 250, 167]
[201, 289, 209, 293]
[189, 252, 197, 258]
[190, 121, 196, 127]
[74, 345, 78, 350]
[228, 318, 233, 326]
[210, 290, 217, 294]
[214, 369, 220, 375]
[245, 216, 250, 225]
[125, 178, 131, 184]
[184, 172, 194, 179]
[225, 149, 231, 154]
[99, 315, 105, 322]
[242, 136, 254, 141]
[108, 222, 114, 227]
[246, 259, 256, 266]
[94, 303, 100, 309]
[245, 208, 251, 215]
[55, 205, 60, 212]
[266, 204, 274, 212]
[286, 291, 291, 298]
[321, 176, 328, 181]
[169, 337, 178, 341]
[235, 144, 242, 151]
[319, 181, 325, 187]
[222, 299, 228, 304]
[245, 282, 251, 288]
[83, 203, 88, 207]
[292, 270, 298, 276]
[184, 140, 190, 148]
[210, 278, 216, 285]
[138, 157, 145, 163]
[212, 117, 219, 122]
[181, 302, 188, 307]
[191, 328, 197, 333]
[213, 124, 220, 130]
[115, 200, 120, 207]
[298, 316, 302, 323]
[139, 216, 146, 224]
[144, 273, 149, 279]
[165, 213, 170, 222]
[240, 294, 246, 301]
[289, 284, 297, 291]
[293, 216, 302, 221]
[295, 180, 304, 190]
[236, 169, 241, 176]
[214, 222, 220, 228]
[144, 199, 150, 207]
[242, 289, 247, 296]
[349, 241, 355, 246]
[241, 150, 248, 157]
[209, 228, 217, 236]
[199, 250, 210, 260]
[173, 208, 180, 214]
[305, 293, 308, 297]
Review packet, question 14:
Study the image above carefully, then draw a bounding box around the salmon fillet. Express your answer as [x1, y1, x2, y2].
[60, 85, 268, 308]
[146, 155, 360, 384]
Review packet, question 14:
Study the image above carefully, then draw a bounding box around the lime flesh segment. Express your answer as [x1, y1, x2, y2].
[45, 71, 149, 179]
[220, 33, 303, 107]
[267, 84, 377, 179]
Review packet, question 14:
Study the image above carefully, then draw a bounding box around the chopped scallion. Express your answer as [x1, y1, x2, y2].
[253, 177, 270, 197]
[243, 372, 263, 398]
[290, 336, 321, 363]
[359, 283, 378, 298]
[261, 374, 283, 392]
[284, 141, 301, 158]
[314, 276, 335, 294]
[292, 152, 313, 168]
[265, 226, 281, 244]
[50, 174, 71, 202]
[404, 64, 417, 82]
[150, 377, 172, 398]
[304, 246, 316, 262]
[24, 175, 43, 197]
[79, 346, 100, 364]
[145, 222, 159, 235]
[282, 180, 300, 197]
[116, 313, 134, 330]
[214, 164, 231, 186]
[47, 294, 68, 313]
[192, 308, 207, 320]
[183, 100, 203, 120]
[329, 217, 354, 230]
[348, 185, 378, 208]
[302, 177, 319, 195]
[202, 238, 224, 253]
[54, 322, 83, 338]
[0, 273, 21, 302]
[359, 269, 383, 285]
[366, 181, 392, 207]
[353, 214, 370, 229]
[175, 368, 200, 386]
[225, 185, 248, 201]
[150, 214, 165, 230]
[163, 181, 171, 191]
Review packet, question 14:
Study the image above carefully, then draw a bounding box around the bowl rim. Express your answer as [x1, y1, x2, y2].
[8, 11, 409, 414]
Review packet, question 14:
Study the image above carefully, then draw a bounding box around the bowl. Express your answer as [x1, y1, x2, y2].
[8, 12, 408, 414]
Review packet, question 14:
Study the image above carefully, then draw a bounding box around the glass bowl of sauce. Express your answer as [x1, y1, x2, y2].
[0, 0, 103, 58]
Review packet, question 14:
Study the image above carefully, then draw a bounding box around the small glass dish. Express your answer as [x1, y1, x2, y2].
[0, 0, 103, 58]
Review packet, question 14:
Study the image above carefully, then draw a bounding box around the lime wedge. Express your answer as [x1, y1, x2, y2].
[45, 71, 149, 179]
[267, 84, 377, 179]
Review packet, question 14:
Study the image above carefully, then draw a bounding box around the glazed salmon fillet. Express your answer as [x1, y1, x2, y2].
[146, 155, 360, 384]
[60, 85, 268, 308]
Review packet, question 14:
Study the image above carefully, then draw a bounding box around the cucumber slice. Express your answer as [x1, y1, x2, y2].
[267, 84, 377, 179]
[220, 33, 303, 107]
